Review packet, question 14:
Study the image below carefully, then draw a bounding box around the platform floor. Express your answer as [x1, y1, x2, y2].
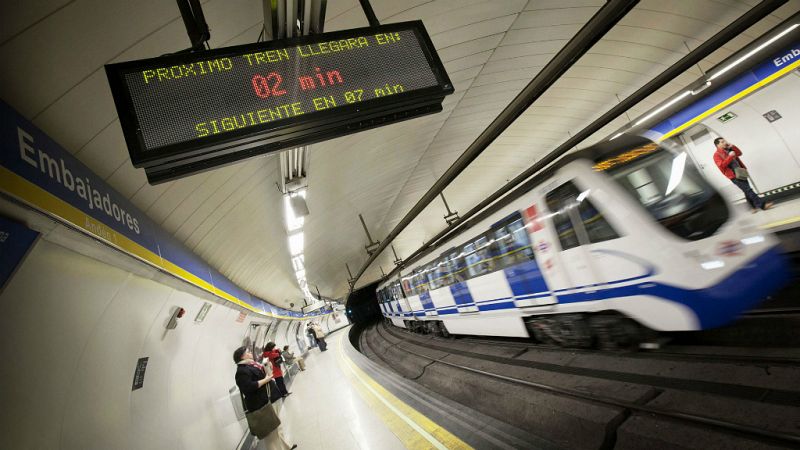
[277, 330, 404, 449]
[753, 195, 800, 231]
[273, 328, 468, 450]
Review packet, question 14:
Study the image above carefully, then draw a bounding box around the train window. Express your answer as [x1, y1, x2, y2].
[419, 265, 434, 294]
[545, 185, 581, 250]
[412, 270, 427, 295]
[463, 235, 495, 278]
[427, 261, 444, 290]
[608, 149, 728, 240]
[445, 249, 466, 284]
[492, 212, 535, 269]
[546, 182, 619, 248]
[401, 278, 412, 296]
[409, 274, 418, 296]
[433, 258, 452, 289]
[577, 196, 619, 243]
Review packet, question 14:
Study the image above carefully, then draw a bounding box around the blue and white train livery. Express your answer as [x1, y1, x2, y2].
[376, 135, 790, 346]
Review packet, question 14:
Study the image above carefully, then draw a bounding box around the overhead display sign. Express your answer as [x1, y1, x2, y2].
[106, 21, 453, 184]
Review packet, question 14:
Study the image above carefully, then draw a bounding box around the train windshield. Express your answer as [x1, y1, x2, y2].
[603, 147, 729, 240]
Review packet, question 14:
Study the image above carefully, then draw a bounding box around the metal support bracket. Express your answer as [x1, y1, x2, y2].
[346, 263, 357, 288]
[440, 193, 460, 225]
[391, 245, 403, 267]
[359, 214, 381, 256]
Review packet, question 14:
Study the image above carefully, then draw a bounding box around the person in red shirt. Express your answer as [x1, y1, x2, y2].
[263, 342, 291, 398]
[713, 137, 773, 212]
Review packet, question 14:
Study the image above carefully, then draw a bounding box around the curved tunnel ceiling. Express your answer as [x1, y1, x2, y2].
[1, 0, 798, 309]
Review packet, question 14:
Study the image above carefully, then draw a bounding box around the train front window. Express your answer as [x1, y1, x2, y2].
[606, 148, 729, 240]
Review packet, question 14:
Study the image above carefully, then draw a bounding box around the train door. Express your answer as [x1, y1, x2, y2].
[391, 282, 409, 315]
[543, 182, 603, 292]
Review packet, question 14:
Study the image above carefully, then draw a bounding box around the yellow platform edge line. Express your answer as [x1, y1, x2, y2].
[761, 215, 800, 230]
[0, 167, 321, 320]
[337, 335, 472, 450]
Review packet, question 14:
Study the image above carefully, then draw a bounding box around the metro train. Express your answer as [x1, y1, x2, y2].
[375, 38, 799, 347]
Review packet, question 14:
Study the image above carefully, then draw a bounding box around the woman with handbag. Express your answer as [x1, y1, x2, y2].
[713, 137, 773, 212]
[233, 347, 296, 449]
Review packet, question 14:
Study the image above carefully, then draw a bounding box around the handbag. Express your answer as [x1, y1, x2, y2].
[734, 167, 749, 180]
[242, 383, 281, 439]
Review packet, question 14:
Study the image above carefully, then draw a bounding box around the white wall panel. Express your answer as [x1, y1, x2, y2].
[0, 237, 281, 449]
[0, 239, 128, 449]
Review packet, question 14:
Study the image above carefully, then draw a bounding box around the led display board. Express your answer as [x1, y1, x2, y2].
[105, 21, 453, 183]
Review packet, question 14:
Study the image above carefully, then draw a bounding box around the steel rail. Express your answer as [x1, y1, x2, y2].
[373, 324, 800, 446]
[442, 334, 800, 366]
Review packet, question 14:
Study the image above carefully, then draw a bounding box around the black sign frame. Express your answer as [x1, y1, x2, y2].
[132, 357, 149, 390]
[105, 21, 453, 180]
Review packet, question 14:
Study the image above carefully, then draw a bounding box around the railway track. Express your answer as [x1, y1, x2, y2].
[450, 334, 800, 367]
[361, 322, 800, 448]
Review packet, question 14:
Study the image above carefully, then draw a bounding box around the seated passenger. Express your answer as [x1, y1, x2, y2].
[282, 345, 306, 371]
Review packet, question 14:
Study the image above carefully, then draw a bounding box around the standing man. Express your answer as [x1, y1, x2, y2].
[713, 137, 773, 212]
[306, 322, 317, 348]
[311, 322, 328, 351]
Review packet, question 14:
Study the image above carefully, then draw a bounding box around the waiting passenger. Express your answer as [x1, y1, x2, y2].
[713, 137, 773, 212]
[282, 345, 306, 371]
[263, 342, 291, 398]
[233, 346, 296, 449]
[311, 322, 328, 351]
[306, 323, 318, 348]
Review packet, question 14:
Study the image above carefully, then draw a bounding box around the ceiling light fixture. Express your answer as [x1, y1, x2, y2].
[708, 23, 798, 81]
[634, 90, 692, 126]
[288, 232, 304, 256]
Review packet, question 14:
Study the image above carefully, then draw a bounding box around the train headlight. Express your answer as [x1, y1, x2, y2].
[701, 260, 725, 270]
[740, 235, 765, 245]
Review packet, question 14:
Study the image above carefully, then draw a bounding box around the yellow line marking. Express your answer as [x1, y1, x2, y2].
[660, 60, 800, 141]
[337, 334, 472, 450]
[760, 215, 800, 230]
[0, 168, 326, 320]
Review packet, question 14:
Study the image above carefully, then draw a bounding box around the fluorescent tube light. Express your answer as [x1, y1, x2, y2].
[635, 90, 692, 126]
[288, 232, 304, 256]
[708, 24, 799, 81]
